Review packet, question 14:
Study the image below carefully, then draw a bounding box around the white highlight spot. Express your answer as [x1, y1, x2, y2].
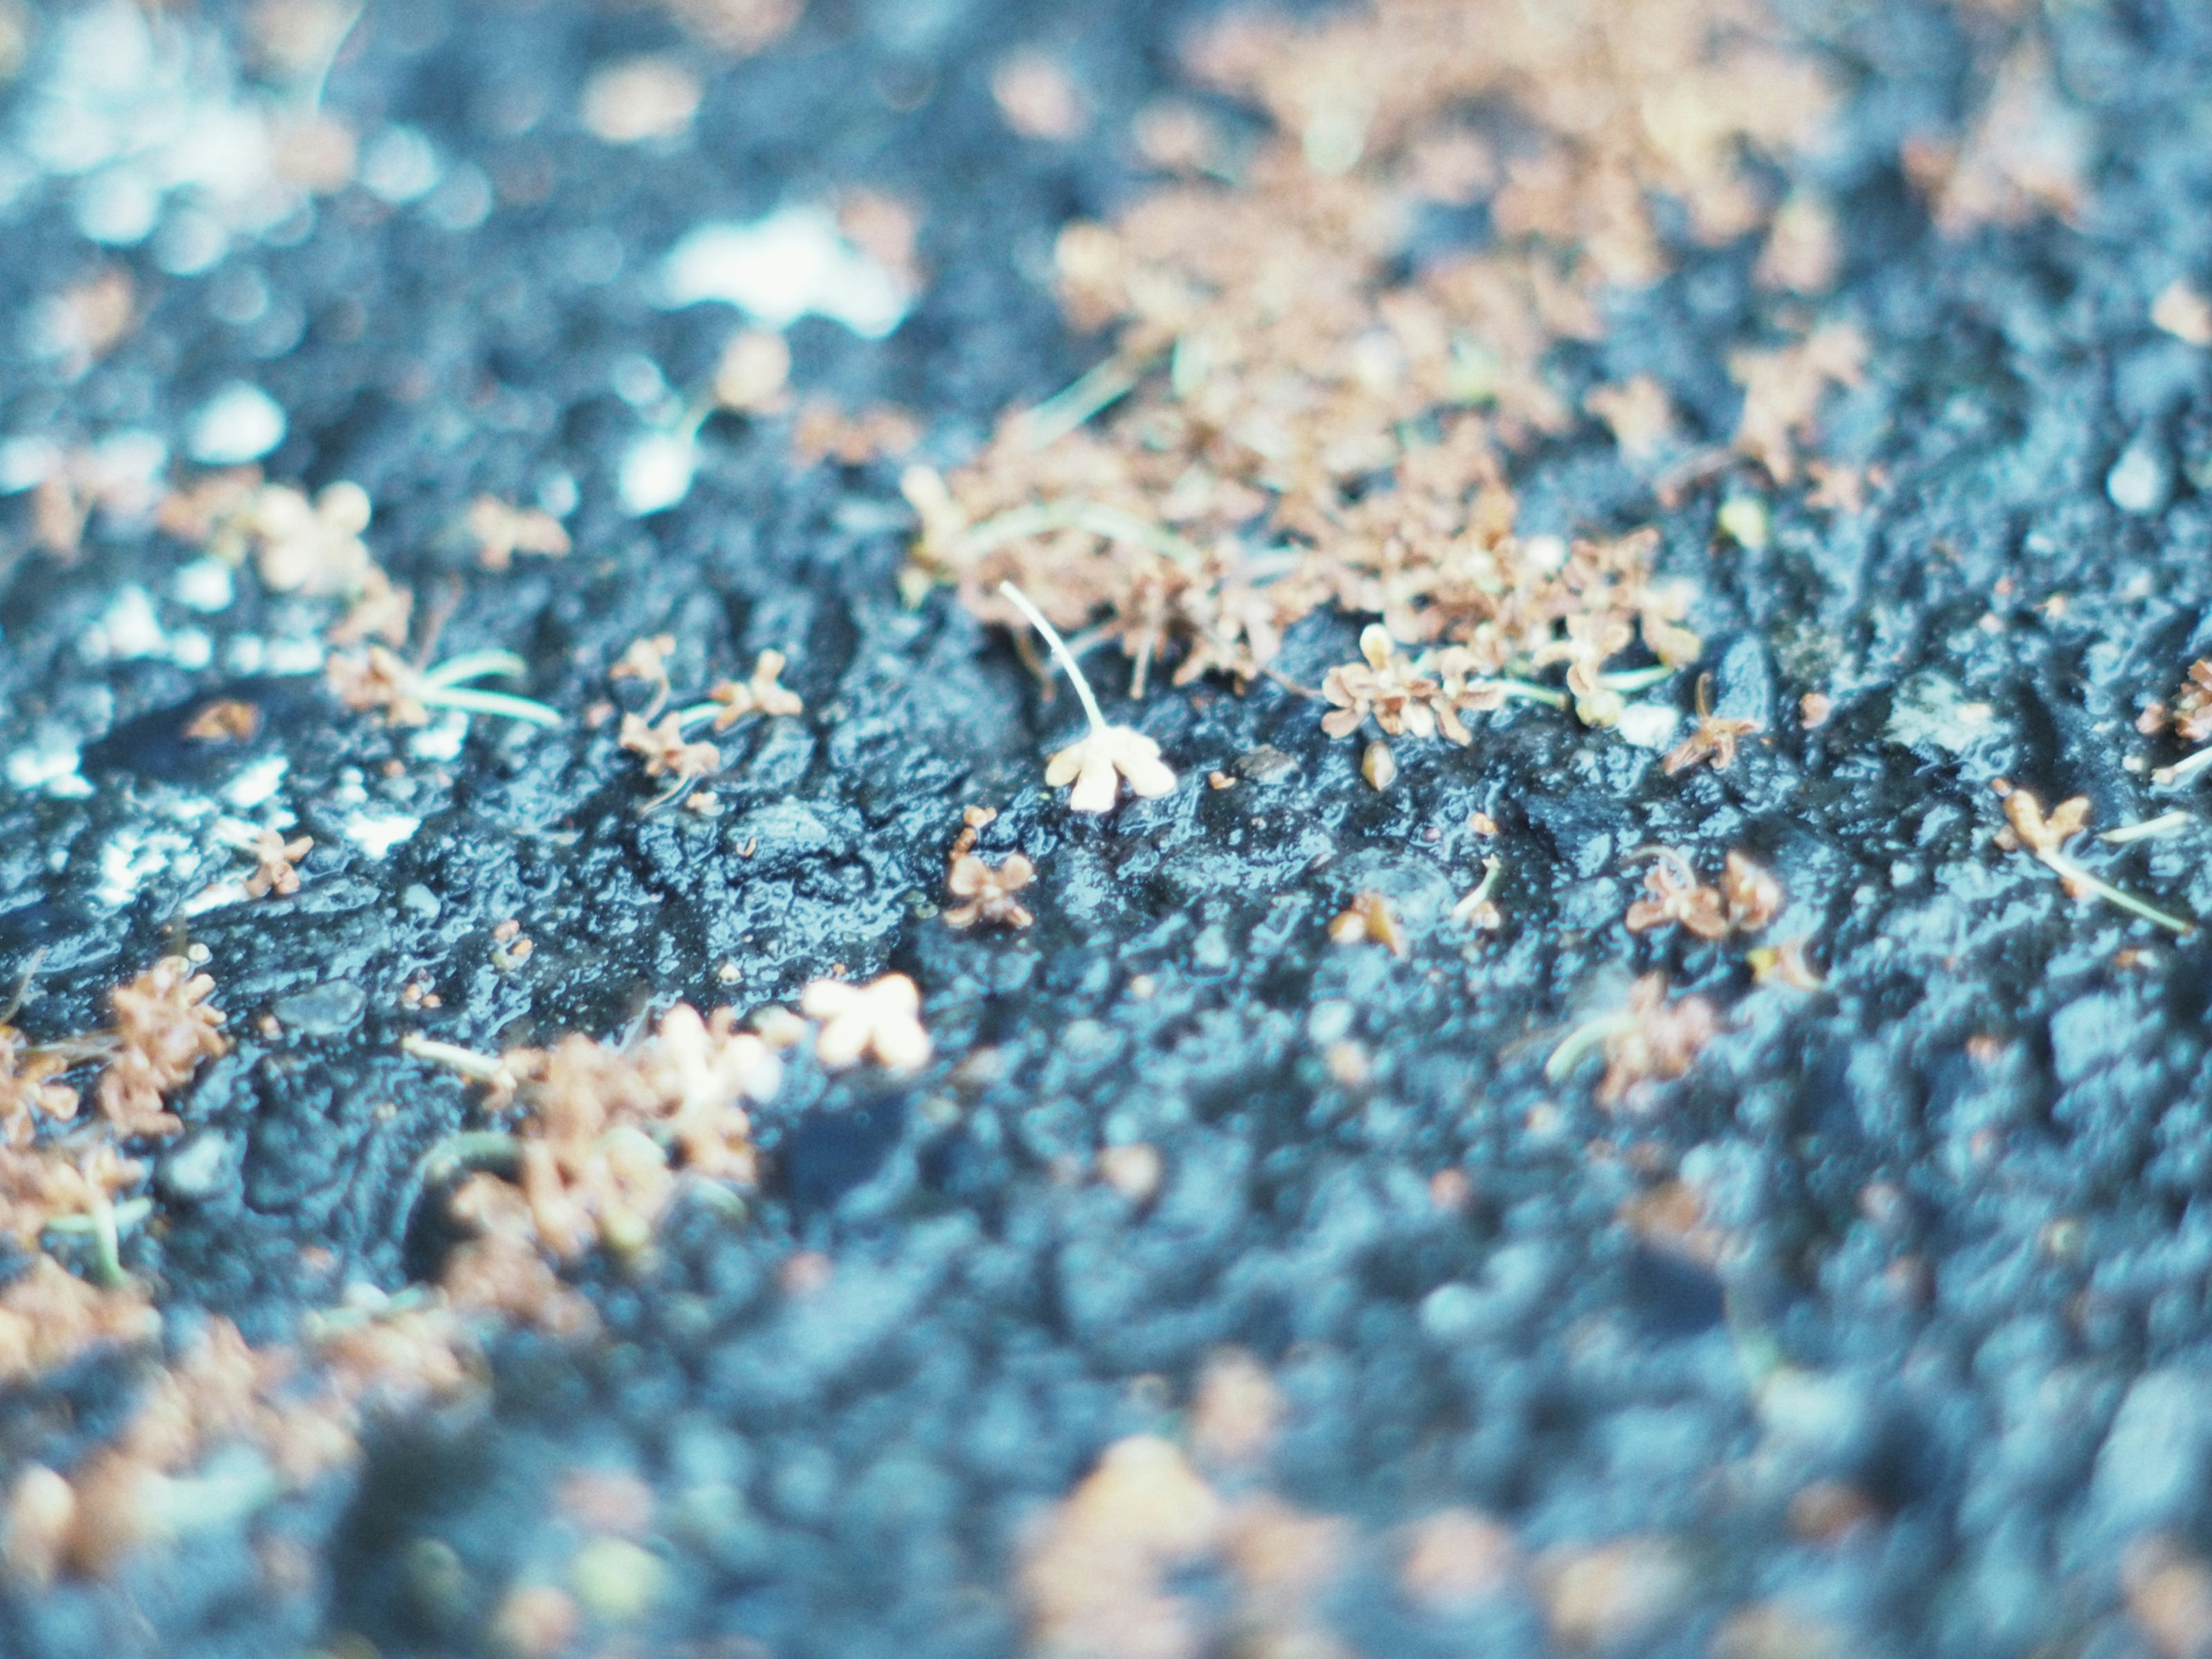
[1615, 702, 1682, 750]
[618, 431, 699, 516]
[221, 755, 287, 809]
[661, 206, 914, 338]
[187, 382, 286, 464]
[359, 127, 443, 204]
[173, 559, 236, 612]
[343, 811, 421, 858]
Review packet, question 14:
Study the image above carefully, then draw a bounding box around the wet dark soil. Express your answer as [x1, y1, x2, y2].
[7, 1, 2212, 1655]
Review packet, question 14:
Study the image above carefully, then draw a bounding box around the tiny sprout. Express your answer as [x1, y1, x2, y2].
[1662, 673, 1758, 775]
[1328, 891, 1406, 955]
[609, 633, 678, 718]
[800, 974, 932, 1073]
[1546, 974, 1717, 1107]
[241, 828, 312, 898]
[619, 713, 721, 814]
[1361, 741, 1397, 791]
[328, 645, 561, 729]
[945, 851, 1035, 929]
[998, 579, 1177, 812]
[1450, 857, 1503, 930]
[1994, 783, 2193, 935]
[682, 650, 804, 731]
[1626, 849, 1727, 939]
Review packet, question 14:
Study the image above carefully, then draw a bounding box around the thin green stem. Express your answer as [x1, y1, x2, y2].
[999, 579, 1109, 735]
[964, 501, 1206, 571]
[2039, 849, 2194, 935]
[421, 650, 530, 688]
[416, 685, 563, 727]
[1598, 665, 1679, 692]
[402, 1034, 516, 1086]
[2153, 746, 2212, 787]
[418, 1130, 524, 1185]
[1545, 1013, 1635, 1085]
[1479, 677, 1571, 711]
[1022, 356, 1144, 450]
[2099, 810, 2191, 846]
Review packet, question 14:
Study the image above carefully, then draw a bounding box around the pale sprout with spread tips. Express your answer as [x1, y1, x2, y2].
[998, 579, 1176, 813]
[800, 974, 932, 1073]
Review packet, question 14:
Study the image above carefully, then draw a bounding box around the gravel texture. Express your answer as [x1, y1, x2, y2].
[6, 1, 2212, 1656]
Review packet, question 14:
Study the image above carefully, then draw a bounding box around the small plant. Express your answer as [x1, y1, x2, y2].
[239, 828, 312, 898]
[800, 974, 933, 1072]
[1993, 782, 2193, 934]
[327, 646, 561, 729]
[1624, 849, 1778, 940]
[1662, 674, 1759, 775]
[1328, 891, 1407, 955]
[997, 579, 1178, 812]
[1450, 857, 1505, 930]
[1546, 974, 1718, 1108]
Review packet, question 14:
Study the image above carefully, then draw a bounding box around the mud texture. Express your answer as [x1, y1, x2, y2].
[7, 1, 2212, 1656]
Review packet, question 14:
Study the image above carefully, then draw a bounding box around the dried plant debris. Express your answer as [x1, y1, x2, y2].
[1993, 783, 2194, 934]
[892, 0, 1849, 740]
[1547, 974, 1719, 1108]
[408, 1004, 781, 1262]
[1624, 849, 1779, 941]
[1662, 673, 1761, 774]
